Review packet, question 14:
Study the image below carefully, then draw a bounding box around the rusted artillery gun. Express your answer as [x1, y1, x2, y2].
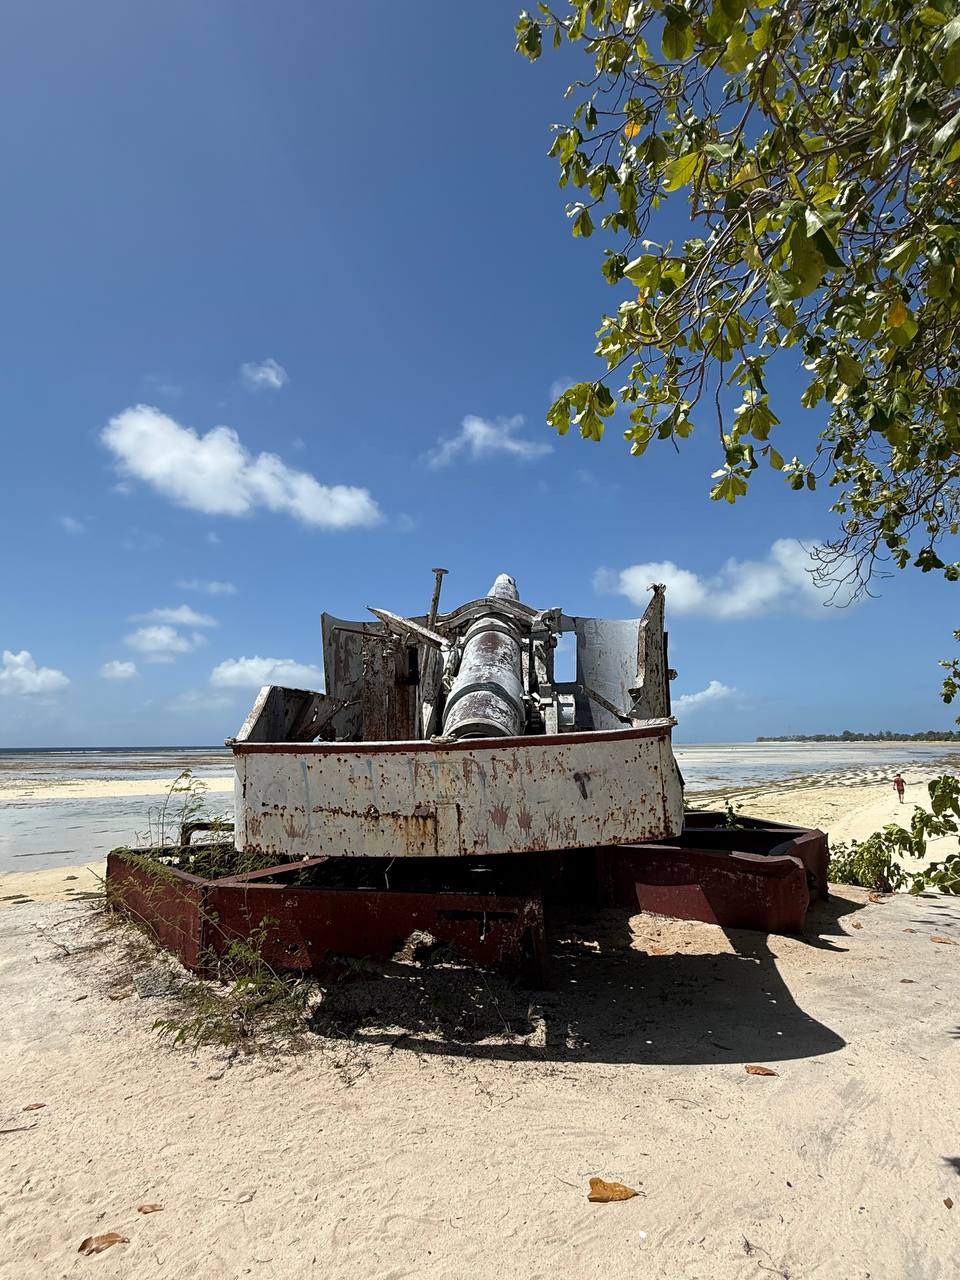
[107, 572, 827, 980]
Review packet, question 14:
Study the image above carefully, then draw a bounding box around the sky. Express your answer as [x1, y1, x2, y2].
[1, 0, 957, 748]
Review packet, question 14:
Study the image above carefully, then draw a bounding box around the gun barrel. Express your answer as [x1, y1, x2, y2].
[441, 574, 526, 740]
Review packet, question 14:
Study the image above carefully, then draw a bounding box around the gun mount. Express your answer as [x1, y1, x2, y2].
[229, 572, 685, 861]
[106, 569, 828, 983]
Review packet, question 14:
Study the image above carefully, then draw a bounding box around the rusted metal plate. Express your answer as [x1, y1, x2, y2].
[320, 614, 418, 741]
[206, 883, 544, 974]
[599, 845, 812, 934]
[599, 813, 831, 932]
[105, 850, 545, 978]
[681, 812, 829, 899]
[106, 851, 207, 970]
[233, 723, 685, 859]
[632, 586, 671, 720]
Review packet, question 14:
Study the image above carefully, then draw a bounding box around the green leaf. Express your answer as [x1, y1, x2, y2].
[720, 31, 751, 73]
[661, 20, 694, 62]
[571, 206, 594, 237]
[941, 42, 960, 86]
[836, 353, 865, 387]
[546, 395, 572, 434]
[709, 470, 749, 503]
[932, 113, 960, 154]
[623, 254, 657, 286]
[662, 152, 702, 192]
[516, 16, 542, 60]
[883, 238, 922, 273]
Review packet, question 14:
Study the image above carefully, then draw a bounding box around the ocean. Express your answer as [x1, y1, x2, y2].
[2, 741, 958, 876]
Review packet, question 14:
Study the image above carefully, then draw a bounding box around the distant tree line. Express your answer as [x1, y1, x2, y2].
[756, 730, 960, 743]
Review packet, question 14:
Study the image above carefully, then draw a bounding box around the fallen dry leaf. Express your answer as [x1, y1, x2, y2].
[900, 978, 916, 984]
[587, 1177, 638, 1203]
[903, 928, 917, 934]
[745, 1065, 779, 1077]
[137, 1204, 163, 1214]
[108, 989, 134, 1001]
[945, 1198, 954, 1210]
[78, 1233, 129, 1256]
[931, 935, 958, 945]
[22, 1103, 46, 1112]
[851, 921, 863, 930]
[868, 893, 885, 903]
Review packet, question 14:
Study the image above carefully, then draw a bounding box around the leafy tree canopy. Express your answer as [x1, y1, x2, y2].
[517, 0, 960, 596]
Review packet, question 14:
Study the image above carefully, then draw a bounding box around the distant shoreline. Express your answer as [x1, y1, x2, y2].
[756, 734, 960, 744]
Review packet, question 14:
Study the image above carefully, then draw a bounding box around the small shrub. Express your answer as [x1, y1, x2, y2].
[828, 837, 908, 893]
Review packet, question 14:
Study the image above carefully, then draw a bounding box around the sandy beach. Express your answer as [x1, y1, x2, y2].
[0, 776, 235, 804]
[2, 749, 959, 1278]
[1, 884, 958, 1280]
[715, 759, 960, 870]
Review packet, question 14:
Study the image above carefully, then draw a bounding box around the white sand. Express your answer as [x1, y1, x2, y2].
[0, 776, 234, 803]
[722, 766, 960, 870]
[0, 863, 106, 906]
[1, 889, 958, 1279]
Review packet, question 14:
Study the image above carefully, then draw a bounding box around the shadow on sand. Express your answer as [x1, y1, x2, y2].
[309, 894, 860, 1067]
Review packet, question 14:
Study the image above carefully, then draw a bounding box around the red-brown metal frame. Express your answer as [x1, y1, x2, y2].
[105, 813, 830, 981]
[106, 850, 545, 978]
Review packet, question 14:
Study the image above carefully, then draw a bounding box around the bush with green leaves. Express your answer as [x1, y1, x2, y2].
[827, 837, 909, 893]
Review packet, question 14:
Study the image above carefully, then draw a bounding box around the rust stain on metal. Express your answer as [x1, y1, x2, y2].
[489, 804, 509, 832]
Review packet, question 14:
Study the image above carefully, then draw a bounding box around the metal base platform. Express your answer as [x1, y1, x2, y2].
[106, 813, 828, 981]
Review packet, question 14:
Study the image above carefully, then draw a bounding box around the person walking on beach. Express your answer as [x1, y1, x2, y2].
[893, 773, 906, 804]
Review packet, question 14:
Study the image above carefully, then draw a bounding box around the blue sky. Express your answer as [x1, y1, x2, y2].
[1, 0, 957, 747]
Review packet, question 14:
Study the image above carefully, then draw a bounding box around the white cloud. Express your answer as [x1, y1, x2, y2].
[674, 680, 735, 712]
[59, 515, 84, 535]
[426, 414, 552, 469]
[135, 604, 217, 628]
[176, 579, 237, 596]
[100, 660, 138, 680]
[210, 656, 325, 690]
[125, 625, 206, 663]
[595, 539, 851, 619]
[169, 689, 236, 713]
[0, 650, 70, 696]
[101, 406, 382, 530]
[240, 358, 288, 390]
